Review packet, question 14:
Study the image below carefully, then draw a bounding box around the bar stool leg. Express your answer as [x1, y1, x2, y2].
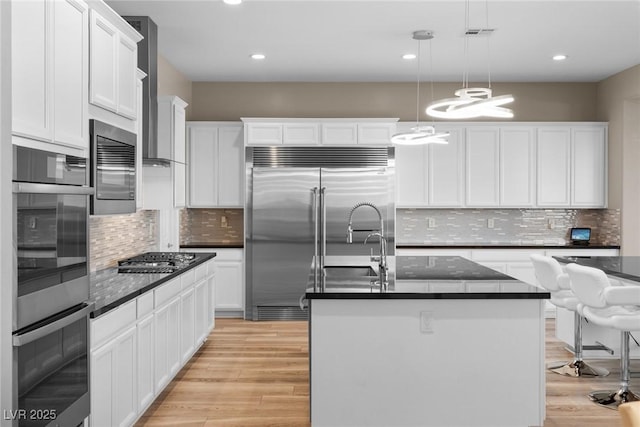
[589, 331, 640, 409]
[549, 311, 609, 377]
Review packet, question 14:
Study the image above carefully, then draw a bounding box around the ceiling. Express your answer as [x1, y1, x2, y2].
[106, 0, 640, 83]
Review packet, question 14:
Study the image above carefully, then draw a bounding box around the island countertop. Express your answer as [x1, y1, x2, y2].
[554, 255, 640, 283]
[305, 255, 549, 300]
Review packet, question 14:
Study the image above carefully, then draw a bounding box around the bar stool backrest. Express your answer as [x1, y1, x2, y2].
[620, 401, 640, 427]
[566, 263, 610, 309]
[531, 254, 564, 292]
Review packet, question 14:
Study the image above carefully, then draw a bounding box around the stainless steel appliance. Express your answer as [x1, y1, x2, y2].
[90, 119, 137, 215]
[13, 146, 92, 331]
[12, 146, 93, 426]
[12, 303, 93, 427]
[118, 252, 197, 273]
[245, 146, 395, 320]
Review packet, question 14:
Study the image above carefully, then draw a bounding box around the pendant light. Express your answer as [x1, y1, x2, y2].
[392, 30, 449, 145]
[426, 0, 514, 120]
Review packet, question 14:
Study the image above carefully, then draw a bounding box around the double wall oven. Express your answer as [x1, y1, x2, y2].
[12, 146, 93, 426]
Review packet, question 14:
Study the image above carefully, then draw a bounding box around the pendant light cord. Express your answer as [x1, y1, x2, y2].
[463, 0, 469, 89]
[415, 38, 421, 128]
[485, 0, 492, 89]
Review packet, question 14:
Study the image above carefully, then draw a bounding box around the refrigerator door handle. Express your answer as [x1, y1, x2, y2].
[320, 187, 327, 291]
[312, 187, 319, 291]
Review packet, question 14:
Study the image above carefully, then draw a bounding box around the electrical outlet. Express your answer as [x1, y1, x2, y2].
[548, 219, 555, 229]
[487, 218, 494, 229]
[221, 215, 228, 228]
[428, 218, 436, 228]
[420, 311, 434, 334]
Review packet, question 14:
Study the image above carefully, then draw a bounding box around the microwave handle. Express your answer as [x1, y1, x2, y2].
[13, 182, 95, 195]
[13, 304, 94, 347]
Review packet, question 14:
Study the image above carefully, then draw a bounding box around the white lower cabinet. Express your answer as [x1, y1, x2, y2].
[213, 249, 244, 315]
[90, 257, 216, 427]
[91, 325, 137, 427]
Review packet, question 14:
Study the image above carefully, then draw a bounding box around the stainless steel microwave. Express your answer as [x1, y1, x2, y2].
[90, 119, 137, 215]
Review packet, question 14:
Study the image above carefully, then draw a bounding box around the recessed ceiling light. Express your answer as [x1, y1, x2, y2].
[223, 0, 242, 5]
[553, 54, 568, 61]
[402, 54, 417, 60]
[251, 54, 266, 60]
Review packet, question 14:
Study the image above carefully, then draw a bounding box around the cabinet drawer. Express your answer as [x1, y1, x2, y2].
[91, 299, 136, 348]
[195, 264, 207, 282]
[181, 269, 196, 290]
[155, 277, 181, 307]
[471, 250, 544, 262]
[137, 291, 154, 318]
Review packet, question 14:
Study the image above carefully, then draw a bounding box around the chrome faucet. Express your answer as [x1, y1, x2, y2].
[364, 232, 388, 290]
[347, 202, 388, 290]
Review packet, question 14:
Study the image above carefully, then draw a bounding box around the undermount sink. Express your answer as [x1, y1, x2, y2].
[323, 265, 377, 278]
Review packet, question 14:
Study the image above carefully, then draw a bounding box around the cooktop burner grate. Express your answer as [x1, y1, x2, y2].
[117, 252, 197, 274]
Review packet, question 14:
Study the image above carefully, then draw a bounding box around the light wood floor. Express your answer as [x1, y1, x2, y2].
[135, 318, 638, 427]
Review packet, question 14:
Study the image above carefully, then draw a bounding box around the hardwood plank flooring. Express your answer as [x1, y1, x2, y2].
[135, 319, 638, 427]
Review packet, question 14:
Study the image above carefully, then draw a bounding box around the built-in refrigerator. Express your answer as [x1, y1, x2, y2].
[245, 146, 395, 320]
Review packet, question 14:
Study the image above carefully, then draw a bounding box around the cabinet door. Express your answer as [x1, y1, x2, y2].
[137, 314, 155, 414]
[167, 296, 181, 376]
[537, 128, 571, 206]
[136, 75, 144, 210]
[11, 0, 52, 142]
[53, 0, 88, 149]
[500, 128, 535, 206]
[90, 326, 137, 427]
[322, 123, 358, 145]
[89, 10, 118, 113]
[116, 34, 137, 119]
[91, 341, 114, 427]
[395, 144, 428, 207]
[283, 123, 320, 145]
[188, 126, 218, 206]
[173, 104, 187, 163]
[174, 162, 186, 208]
[357, 123, 395, 145]
[466, 128, 499, 206]
[572, 127, 606, 207]
[215, 260, 244, 311]
[180, 287, 195, 363]
[194, 279, 208, 344]
[113, 326, 137, 427]
[246, 123, 282, 145]
[428, 129, 464, 206]
[217, 126, 244, 206]
[207, 270, 216, 331]
[153, 301, 170, 391]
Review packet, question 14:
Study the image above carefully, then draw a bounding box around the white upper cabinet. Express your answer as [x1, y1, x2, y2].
[500, 128, 536, 206]
[572, 127, 607, 207]
[428, 128, 465, 207]
[396, 122, 606, 208]
[243, 118, 398, 146]
[466, 128, 500, 207]
[187, 122, 244, 208]
[12, 0, 89, 152]
[537, 127, 571, 206]
[158, 96, 188, 208]
[89, 8, 141, 120]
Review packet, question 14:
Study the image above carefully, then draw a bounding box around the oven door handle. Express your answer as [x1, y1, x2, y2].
[13, 182, 95, 195]
[13, 303, 94, 347]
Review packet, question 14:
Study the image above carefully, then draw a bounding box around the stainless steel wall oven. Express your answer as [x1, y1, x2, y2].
[12, 146, 93, 426]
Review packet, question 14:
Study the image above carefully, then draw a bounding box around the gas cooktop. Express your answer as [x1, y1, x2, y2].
[118, 252, 197, 274]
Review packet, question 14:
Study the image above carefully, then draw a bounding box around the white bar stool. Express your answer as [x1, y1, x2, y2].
[566, 262, 640, 409]
[531, 254, 609, 377]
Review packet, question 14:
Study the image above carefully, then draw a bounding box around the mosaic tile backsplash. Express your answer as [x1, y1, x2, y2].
[180, 208, 244, 245]
[397, 208, 620, 246]
[90, 210, 158, 271]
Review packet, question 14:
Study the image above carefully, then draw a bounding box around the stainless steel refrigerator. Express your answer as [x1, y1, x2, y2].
[245, 146, 395, 320]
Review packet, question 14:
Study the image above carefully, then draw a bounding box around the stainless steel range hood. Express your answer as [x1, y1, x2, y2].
[123, 16, 170, 167]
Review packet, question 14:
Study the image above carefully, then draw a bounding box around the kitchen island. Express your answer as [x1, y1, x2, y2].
[306, 255, 549, 427]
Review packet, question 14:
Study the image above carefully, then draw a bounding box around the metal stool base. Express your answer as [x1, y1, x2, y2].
[547, 360, 609, 377]
[589, 389, 640, 410]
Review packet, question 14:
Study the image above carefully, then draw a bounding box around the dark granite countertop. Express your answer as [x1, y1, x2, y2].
[180, 243, 243, 249]
[89, 253, 216, 318]
[397, 244, 620, 249]
[553, 256, 640, 283]
[306, 255, 549, 300]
